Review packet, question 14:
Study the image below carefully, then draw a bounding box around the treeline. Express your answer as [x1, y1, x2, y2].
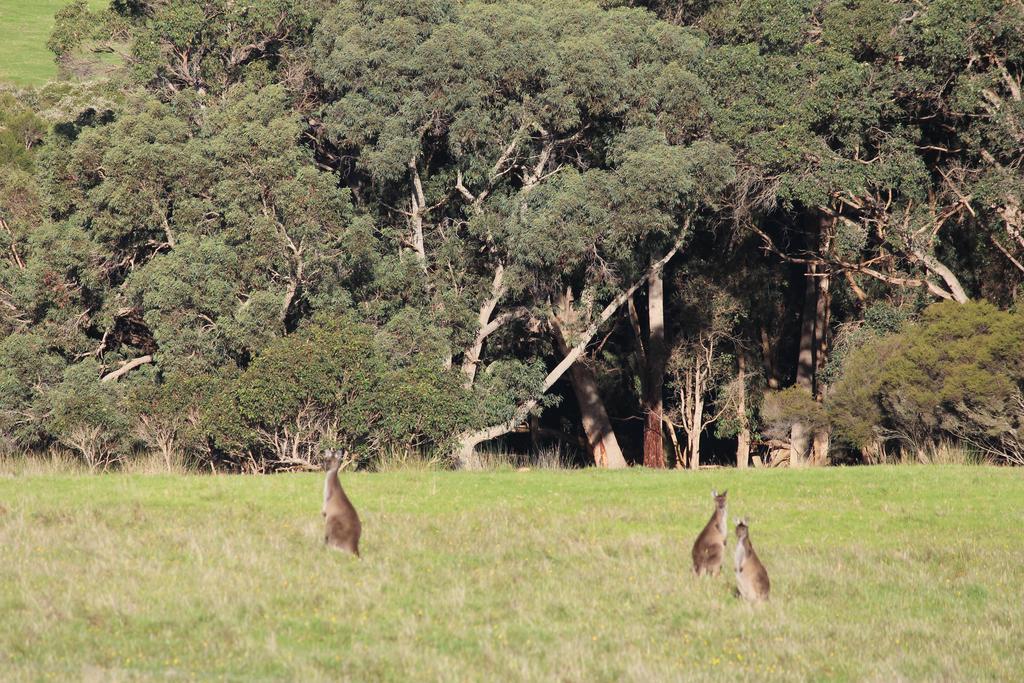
[0, 0, 1022, 471]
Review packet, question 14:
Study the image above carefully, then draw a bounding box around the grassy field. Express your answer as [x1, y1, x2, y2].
[0, 0, 108, 86]
[1, 466, 1022, 681]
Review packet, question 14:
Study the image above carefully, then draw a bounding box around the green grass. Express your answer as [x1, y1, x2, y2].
[1, 466, 1022, 681]
[0, 0, 108, 86]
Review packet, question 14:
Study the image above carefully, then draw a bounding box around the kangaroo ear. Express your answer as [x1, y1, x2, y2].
[712, 489, 717, 498]
[721, 489, 727, 497]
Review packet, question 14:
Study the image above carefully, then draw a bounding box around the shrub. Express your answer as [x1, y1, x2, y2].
[828, 301, 1024, 463]
[759, 386, 828, 443]
[0, 333, 66, 452]
[47, 360, 133, 471]
[204, 313, 473, 471]
[126, 370, 222, 470]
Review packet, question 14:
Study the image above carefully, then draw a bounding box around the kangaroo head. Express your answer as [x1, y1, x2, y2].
[322, 448, 340, 469]
[735, 517, 748, 539]
[712, 489, 727, 511]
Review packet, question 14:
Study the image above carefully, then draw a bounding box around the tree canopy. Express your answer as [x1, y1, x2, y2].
[0, 0, 1021, 469]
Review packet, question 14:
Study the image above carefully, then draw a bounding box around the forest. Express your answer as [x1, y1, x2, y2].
[1, 0, 1022, 472]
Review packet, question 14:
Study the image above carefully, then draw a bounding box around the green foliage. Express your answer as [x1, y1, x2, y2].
[125, 369, 222, 464]
[822, 300, 920, 386]
[205, 314, 473, 468]
[47, 360, 132, 467]
[0, 333, 65, 451]
[46, 0, 105, 58]
[0, 95, 47, 171]
[471, 359, 559, 427]
[829, 301, 1024, 459]
[2, 0, 1023, 468]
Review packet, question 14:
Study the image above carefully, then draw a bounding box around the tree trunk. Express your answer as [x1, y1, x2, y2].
[790, 215, 826, 467]
[688, 393, 704, 469]
[664, 416, 683, 468]
[789, 269, 816, 467]
[550, 311, 627, 469]
[736, 350, 750, 469]
[100, 354, 154, 383]
[911, 248, 969, 304]
[759, 324, 781, 390]
[811, 247, 832, 466]
[643, 265, 667, 468]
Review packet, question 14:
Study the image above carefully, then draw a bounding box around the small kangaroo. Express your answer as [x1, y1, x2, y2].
[734, 518, 770, 603]
[692, 489, 728, 576]
[322, 449, 361, 557]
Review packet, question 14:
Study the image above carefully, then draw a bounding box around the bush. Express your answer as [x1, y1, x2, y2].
[759, 386, 828, 443]
[828, 301, 1024, 463]
[126, 370, 221, 470]
[204, 313, 474, 471]
[47, 360, 133, 471]
[0, 333, 66, 452]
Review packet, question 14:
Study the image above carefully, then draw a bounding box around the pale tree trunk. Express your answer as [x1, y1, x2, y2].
[454, 235, 685, 466]
[664, 416, 683, 468]
[101, 355, 154, 383]
[279, 253, 303, 327]
[456, 137, 556, 391]
[406, 158, 433, 293]
[678, 333, 718, 470]
[789, 271, 816, 467]
[687, 383, 705, 470]
[550, 304, 626, 469]
[911, 248, 969, 304]
[643, 264, 667, 468]
[736, 350, 750, 469]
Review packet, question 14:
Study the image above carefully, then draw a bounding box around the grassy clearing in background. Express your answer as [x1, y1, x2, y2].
[1, 466, 1022, 681]
[0, 0, 107, 86]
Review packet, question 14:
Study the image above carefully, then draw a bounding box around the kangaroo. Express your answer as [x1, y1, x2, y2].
[322, 449, 361, 557]
[692, 489, 728, 576]
[734, 518, 770, 603]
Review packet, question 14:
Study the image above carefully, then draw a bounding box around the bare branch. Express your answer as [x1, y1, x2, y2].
[990, 234, 1024, 274]
[101, 355, 153, 383]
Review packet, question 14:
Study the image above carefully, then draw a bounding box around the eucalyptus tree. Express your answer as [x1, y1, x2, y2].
[28, 84, 360, 385]
[10, 0, 1017, 468]
[50, 0, 330, 97]
[312, 0, 730, 466]
[874, 0, 1024, 296]
[683, 0, 1003, 464]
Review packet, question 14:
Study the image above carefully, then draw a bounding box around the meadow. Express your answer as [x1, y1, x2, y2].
[1, 465, 1022, 681]
[0, 0, 107, 86]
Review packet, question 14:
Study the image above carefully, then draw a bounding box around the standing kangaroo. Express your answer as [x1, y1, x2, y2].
[692, 489, 728, 576]
[734, 518, 770, 603]
[322, 449, 361, 557]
